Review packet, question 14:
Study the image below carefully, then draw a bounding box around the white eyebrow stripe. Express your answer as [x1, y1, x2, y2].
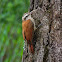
[22, 13, 29, 21]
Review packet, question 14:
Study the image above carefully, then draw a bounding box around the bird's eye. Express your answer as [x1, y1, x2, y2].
[24, 14, 29, 20]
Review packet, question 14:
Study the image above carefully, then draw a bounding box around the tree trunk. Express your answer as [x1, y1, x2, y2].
[22, 0, 62, 62]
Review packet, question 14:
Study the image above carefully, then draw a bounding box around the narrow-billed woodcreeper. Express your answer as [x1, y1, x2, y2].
[22, 13, 36, 54]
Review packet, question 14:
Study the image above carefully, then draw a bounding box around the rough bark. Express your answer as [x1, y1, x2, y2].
[22, 0, 62, 62]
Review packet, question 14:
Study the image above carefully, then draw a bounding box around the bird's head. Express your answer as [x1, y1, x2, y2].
[22, 13, 30, 21]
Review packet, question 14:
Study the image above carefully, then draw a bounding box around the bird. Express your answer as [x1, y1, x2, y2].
[22, 13, 36, 54]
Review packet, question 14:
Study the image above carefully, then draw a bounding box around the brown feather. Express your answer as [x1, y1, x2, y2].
[22, 19, 34, 53]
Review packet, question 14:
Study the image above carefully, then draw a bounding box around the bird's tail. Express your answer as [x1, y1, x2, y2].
[29, 44, 34, 54]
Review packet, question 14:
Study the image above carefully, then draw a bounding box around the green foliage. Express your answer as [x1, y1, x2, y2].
[0, 0, 29, 62]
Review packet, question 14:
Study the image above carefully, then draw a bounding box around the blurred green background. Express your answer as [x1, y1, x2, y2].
[0, 0, 29, 62]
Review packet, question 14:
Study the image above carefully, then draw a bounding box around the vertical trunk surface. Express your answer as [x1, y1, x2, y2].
[22, 0, 62, 62]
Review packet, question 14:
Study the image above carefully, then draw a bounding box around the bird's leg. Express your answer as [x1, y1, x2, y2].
[35, 23, 42, 31]
[37, 23, 42, 28]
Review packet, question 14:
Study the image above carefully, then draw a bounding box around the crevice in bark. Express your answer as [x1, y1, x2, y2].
[43, 46, 49, 62]
[49, 20, 53, 33]
[43, 33, 49, 62]
[61, 0, 62, 2]
[29, 0, 34, 12]
[48, 0, 51, 3]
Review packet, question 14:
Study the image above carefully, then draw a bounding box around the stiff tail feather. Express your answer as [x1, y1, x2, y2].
[29, 44, 34, 54]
